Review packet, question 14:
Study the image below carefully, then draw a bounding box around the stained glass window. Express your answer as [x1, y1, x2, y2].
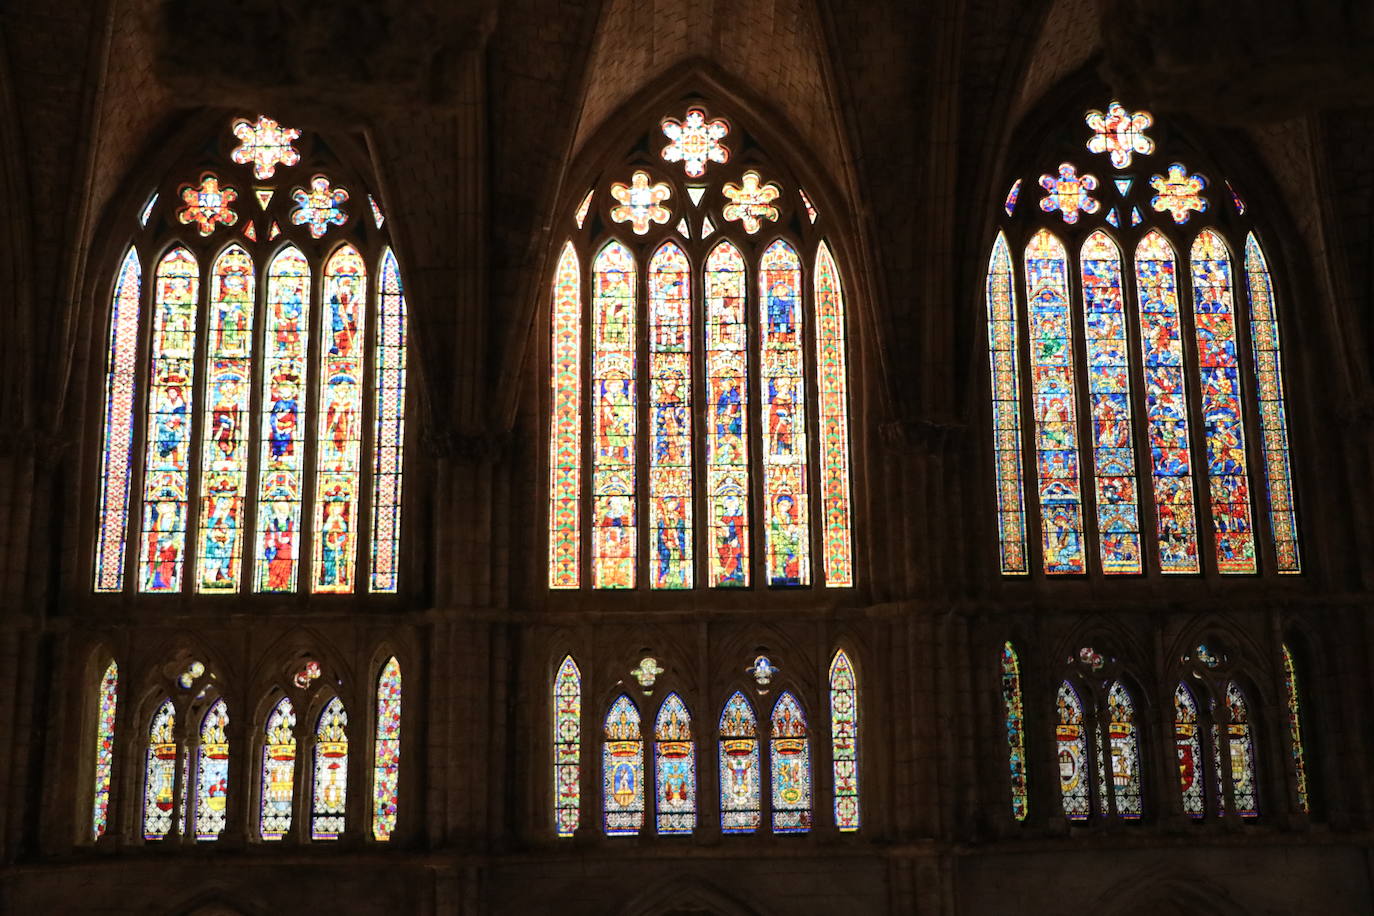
[1223, 681, 1259, 817]
[770, 691, 811, 834]
[1174, 683, 1204, 818]
[554, 656, 581, 836]
[372, 657, 402, 841]
[549, 243, 582, 588]
[371, 248, 408, 592]
[195, 699, 230, 840]
[95, 250, 143, 591]
[603, 695, 644, 835]
[591, 243, 638, 589]
[1281, 644, 1310, 813]
[260, 696, 296, 840]
[705, 240, 750, 587]
[986, 235, 1028, 574]
[648, 241, 693, 589]
[1105, 681, 1141, 818]
[814, 243, 855, 586]
[719, 691, 761, 833]
[829, 649, 860, 831]
[311, 697, 348, 839]
[1000, 643, 1028, 821]
[760, 240, 810, 586]
[91, 661, 118, 840]
[1055, 681, 1089, 821]
[143, 699, 178, 840]
[654, 693, 696, 835]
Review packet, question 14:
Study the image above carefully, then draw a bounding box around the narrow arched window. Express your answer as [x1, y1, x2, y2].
[1222, 681, 1259, 816]
[1055, 681, 1089, 821]
[603, 694, 644, 835]
[1281, 644, 1310, 813]
[1173, 683, 1205, 818]
[719, 691, 761, 833]
[311, 697, 349, 839]
[829, 649, 860, 831]
[91, 660, 118, 840]
[371, 657, 402, 841]
[143, 698, 177, 840]
[769, 691, 811, 834]
[1105, 681, 1142, 818]
[193, 699, 229, 840]
[553, 655, 582, 836]
[653, 692, 695, 835]
[1000, 643, 1028, 821]
[548, 103, 856, 590]
[260, 696, 296, 840]
[93, 115, 410, 595]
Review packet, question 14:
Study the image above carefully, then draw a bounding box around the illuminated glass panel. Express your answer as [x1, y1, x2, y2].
[139, 247, 200, 592]
[197, 244, 255, 591]
[1000, 643, 1028, 821]
[1174, 683, 1204, 818]
[829, 649, 860, 831]
[1243, 235, 1300, 572]
[654, 692, 696, 835]
[260, 696, 296, 840]
[549, 243, 582, 588]
[704, 240, 750, 587]
[1281, 644, 1310, 813]
[312, 697, 349, 839]
[254, 246, 311, 592]
[91, 661, 118, 839]
[1025, 230, 1085, 574]
[1189, 230, 1256, 573]
[1080, 231, 1142, 574]
[986, 234, 1028, 574]
[1106, 681, 1142, 818]
[603, 695, 644, 835]
[591, 242, 637, 588]
[1135, 231, 1200, 573]
[554, 656, 581, 836]
[1224, 681, 1259, 817]
[372, 657, 402, 840]
[1056, 681, 1089, 821]
[770, 691, 811, 833]
[759, 240, 810, 586]
[143, 698, 177, 840]
[195, 699, 230, 840]
[371, 248, 408, 592]
[719, 691, 761, 833]
[814, 243, 854, 586]
[95, 248, 143, 591]
[647, 241, 693, 589]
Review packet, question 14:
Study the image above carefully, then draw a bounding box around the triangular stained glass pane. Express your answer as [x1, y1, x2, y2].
[676, 217, 690, 239]
[799, 187, 818, 223]
[1114, 177, 1133, 197]
[687, 186, 707, 207]
[702, 216, 715, 238]
[1105, 207, 1119, 228]
[368, 194, 386, 228]
[268, 221, 281, 239]
[574, 189, 594, 229]
[139, 191, 159, 227]
[255, 188, 274, 209]
[243, 221, 257, 241]
[1130, 206, 1143, 226]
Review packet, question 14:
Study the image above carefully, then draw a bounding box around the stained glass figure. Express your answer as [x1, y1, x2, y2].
[770, 691, 811, 833]
[178, 174, 239, 236]
[1000, 643, 1028, 821]
[654, 693, 696, 835]
[195, 699, 229, 840]
[1085, 102, 1155, 168]
[986, 235, 1028, 574]
[139, 247, 201, 593]
[231, 115, 301, 179]
[1281, 645, 1310, 813]
[648, 241, 694, 589]
[814, 242, 855, 586]
[554, 656, 581, 837]
[660, 108, 730, 178]
[371, 248, 408, 592]
[1004, 179, 1021, 217]
[1149, 163, 1207, 224]
[574, 190, 594, 229]
[760, 240, 811, 586]
[719, 691, 761, 833]
[1174, 683, 1204, 818]
[91, 661, 118, 840]
[1244, 235, 1300, 572]
[1189, 230, 1256, 573]
[1025, 230, 1085, 574]
[609, 171, 671, 235]
[195, 245, 255, 592]
[799, 187, 819, 223]
[372, 657, 402, 840]
[1135, 231, 1201, 573]
[705, 240, 750, 586]
[254, 247, 311, 592]
[603, 695, 644, 835]
[592, 242, 638, 588]
[368, 194, 385, 229]
[1105, 681, 1142, 818]
[1080, 231, 1142, 574]
[143, 698, 177, 840]
[1227, 180, 1247, 215]
[312, 697, 348, 839]
[1056, 681, 1089, 821]
[290, 175, 350, 238]
[1223, 681, 1259, 817]
[312, 245, 367, 593]
[549, 243, 582, 588]
[139, 191, 159, 227]
[1038, 163, 1099, 224]
[723, 170, 782, 234]
[829, 650, 860, 831]
[260, 696, 296, 840]
[95, 249, 143, 591]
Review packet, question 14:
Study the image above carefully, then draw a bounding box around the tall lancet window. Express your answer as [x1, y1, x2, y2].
[987, 101, 1301, 576]
[93, 115, 410, 595]
[547, 102, 856, 590]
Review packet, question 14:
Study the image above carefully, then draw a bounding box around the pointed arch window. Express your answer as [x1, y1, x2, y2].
[653, 692, 696, 835]
[1105, 681, 1142, 818]
[769, 691, 812, 834]
[1055, 682, 1090, 821]
[93, 114, 410, 595]
[143, 698, 178, 840]
[1000, 643, 1028, 821]
[194, 698, 230, 840]
[1222, 681, 1259, 816]
[311, 697, 349, 839]
[718, 691, 761, 833]
[988, 101, 1300, 576]
[603, 694, 644, 835]
[553, 655, 582, 837]
[260, 695, 296, 840]
[1173, 682, 1205, 818]
[1281, 644, 1310, 814]
[548, 103, 856, 590]
[91, 660, 119, 840]
[372, 657, 402, 841]
[828, 649, 860, 831]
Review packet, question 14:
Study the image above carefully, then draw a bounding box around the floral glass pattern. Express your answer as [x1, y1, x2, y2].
[554, 656, 581, 837]
[1038, 163, 1100, 224]
[814, 243, 855, 585]
[609, 171, 672, 235]
[549, 244, 583, 588]
[986, 235, 1028, 573]
[1001, 643, 1028, 821]
[722, 170, 782, 234]
[603, 695, 644, 835]
[177, 174, 239, 236]
[372, 657, 402, 840]
[719, 691, 761, 833]
[829, 649, 860, 831]
[370, 248, 408, 592]
[95, 250, 143, 591]
[1149, 163, 1208, 224]
[230, 115, 301, 179]
[1281, 645, 1310, 813]
[1084, 102, 1154, 168]
[660, 108, 730, 177]
[91, 661, 119, 839]
[654, 693, 696, 835]
[290, 176, 349, 238]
